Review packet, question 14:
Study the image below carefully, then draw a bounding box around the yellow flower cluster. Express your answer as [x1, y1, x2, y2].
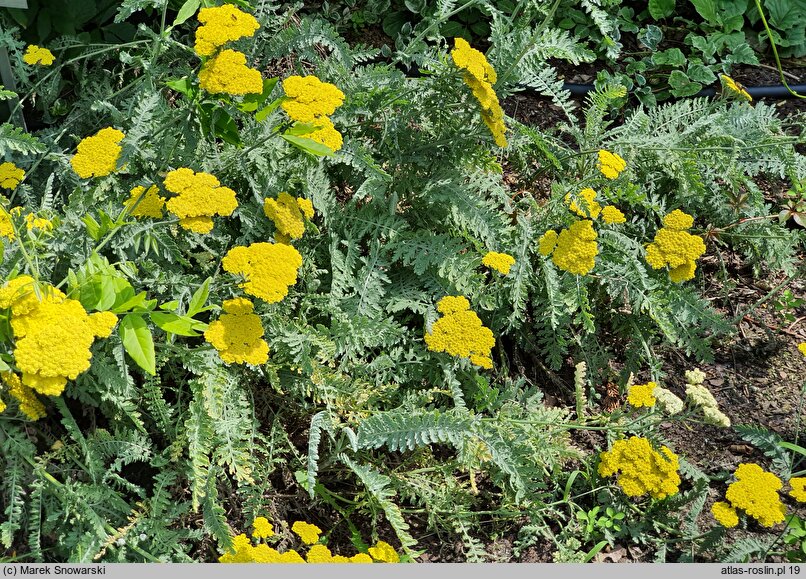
[222, 242, 303, 303]
[163, 168, 238, 233]
[204, 298, 269, 365]
[798, 342, 806, 357]
[481, 251, 515, 275]
[264, 192, 314, 240]
[219, 516, 398, 564]
[597, 149, 626, 179]
[194, 4, 260, 57]
[565, 188, 626, 224]
[713, 463, 786, 528]
[645, 210, 706, 283]
[0, 162, 24, 189]
[125, 185, 165, 218]
[540, 219, 599, 276]
[70, 127, 125, 179]
[24, 213, 53, 233]
[627, 382, 656, 408]
[451, 38, 507, 147]
[198, 49, 263, 95]
[653, 385, 684, 415]
[0, 208, 13, 240]
[424, 296, 495, 369]
[598, 436, 681, 499]
[720, 74, 751, 102]
[1, 371, 46, 421]
[0, 276, 117, 398]
[23, 45, 54, 66]
[281, 76, 346, 151]
[790, 477, 806, 502]
[684, 368, 730, 428]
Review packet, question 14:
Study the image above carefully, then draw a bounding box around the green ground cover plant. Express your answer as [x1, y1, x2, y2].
[0, 0, 804, 564]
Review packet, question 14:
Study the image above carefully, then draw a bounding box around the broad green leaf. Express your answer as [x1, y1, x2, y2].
[188, 277, 212, 316]
[113, 291, 149, 313]
[238, 77, 279, 112]
[151, 312, 204, 337]
[0, 358, 9, 372]
[159, 300, 180, 311]
[119, 314, 156, 375]
[281, 134, 334, 157]
[649, 0, 675, 19]
[686, 63, 717, 84]
[166, 77, 193, 96]
[82, 215, 101, 241]
[255, 98, 282, 122]
[689, 0, 720, 24]
[652, 48, 687, 66]
[668, 70, 703, 97]
[173, 0, 201, 26]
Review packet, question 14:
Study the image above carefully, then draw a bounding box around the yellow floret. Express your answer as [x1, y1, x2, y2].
[125, 185, 165, 218]
[712, 501, 739, 528]
[725, 463, 786, 527]
[566, 188, 601, 219]
[597, 149, 626, 179]
[218, 534, 254, 563]
[2, 372, 45, 421]
[198, 49, 263, 95]
[481, 251, 515, 275]
[425, 296, 495, 369]
[799, 342, 806, 357]
[204, 298, 269, 365]
[601, 205, 626, 224]
[306, 544, 333, 563]
[645, 211, 705, 283]
[0, 162, 25, 189]
[368, 541, 400, 563]
[24, 214, 53, 232]
[0, 208, 15, 241]
[551, 219, 599, 276]
[194, 4, 260, 57]
[22, 45, 54, 66]
[350, 553, 373, 563]
[305, 116, 344, 152]
[598, 436, 680, 499]
[627, 382, 657, 408]
[451, 37, 496, 84]
[538, 230, 558, 256]
[164, 168, 238, 234]
[297, 197, 314, 219]
[281, 75, 345, 123]
[291, 521, 321, 545]
[70, 127, 125, 179]
[663, 209, 695, 231]
[252, 516, 274, 539]
[789, 477, 806, 503]
[222, 242, 303, 303]
[264, 192, 307, 239]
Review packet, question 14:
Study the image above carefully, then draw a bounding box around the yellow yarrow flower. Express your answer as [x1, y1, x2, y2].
[24, 213, 53, 232]
[597, 150, 626, 179]
[724, 463, 786, 527]
[0, 162, 24, 189]
[251, 516, 274, 539]
[368, 541, 400, 563]
[645, 210, 705, 283]
[281, 75, 345, 123]
[719, 74, 752, 102]
[451, 38, 507, 147]
[291, 521, 321, 545]
[204, 298, 269, 365]
[550, 219, 599, 276]
[0, 207, 16, 241]
[350, 553, 373, 563]
[601, 205, 626, 224]
[264, 192, 313, 240]
[482, 251, 515, 275]
[198, 49, 263, 95]
[304, 117, 344, 152]
[194, 4, 260, 57]
[306, 544, 333, 563]
[222, 242, 302, 303]
[125, 185, 165, 218]
[0, 276, 117, 397]
[797, 342, 806, 357]
[627, 382, 657, 408]
[598, 436, 680, 499]
[70, 127, 125, 179]
[22, 45, 54, 66]
[425, 296, 495, 369]
[164, 168, 238, 234]
[538, 230, 559, 256]
[566, 188, 601, 219]
[2, 372, 46, 421]
[711, 501, 739, 528]
[789, 477, 806, 502]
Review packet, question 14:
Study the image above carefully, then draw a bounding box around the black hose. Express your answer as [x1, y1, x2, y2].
[563, 82, 806, 99]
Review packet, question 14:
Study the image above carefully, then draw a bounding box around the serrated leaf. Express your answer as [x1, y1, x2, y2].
[119, 314, 156, 375]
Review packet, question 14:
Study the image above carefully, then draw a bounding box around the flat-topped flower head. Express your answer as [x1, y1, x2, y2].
[711, 501, 739, 528]
[204, 298, 269, 365]
[251, 516, 274, 539]
[164, 168, 238, 233]
[425, 296, 495, 369]
[0, 162, 24, 190]
[645, 210, 705, 283]
[71, 127, 125, 179]
[264, 192, 313, 240]
[627, 382, 656, 408]
[304, 117, 344, 152]
[198, 49, 262, 95]
[598, 436, 680, 499]
[597, 150, 626, 179]
[551, 219, 599, 275]
[194, 4, 260, 57]
[291, 521, 321, 545]
[566, 188, 601, 219]
[451, 37, 496, 84]
[23, 45, 54, 66]
[601, 205, 626, 224]
[281, 75, 345, 123]
[724, 463, 786, 527]
[222, 242, 303, 303]
[482, 251, 515, 275]
[368, 541, 400, 563]
[2, 372, 45, 421]
[789, 478, 806, 503]
[125, 185, 165, 218]
[538, 230, 559, 256]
